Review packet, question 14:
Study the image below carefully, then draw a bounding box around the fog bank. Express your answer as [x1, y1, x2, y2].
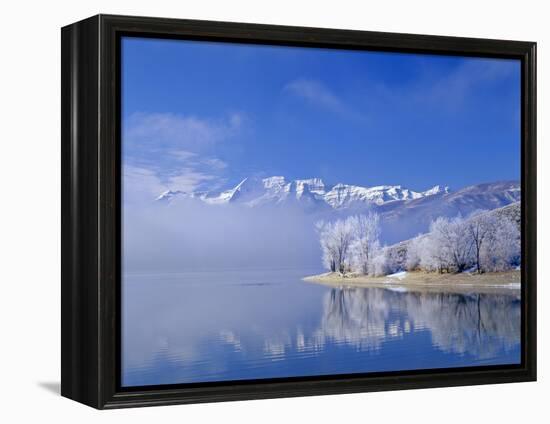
[123, 199, 322, 273]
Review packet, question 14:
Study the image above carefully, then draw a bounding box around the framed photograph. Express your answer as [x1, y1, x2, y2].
[61, 14, 536, 409]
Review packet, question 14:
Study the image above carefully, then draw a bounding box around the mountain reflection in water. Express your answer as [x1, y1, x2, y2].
[122, 270, 521, 387]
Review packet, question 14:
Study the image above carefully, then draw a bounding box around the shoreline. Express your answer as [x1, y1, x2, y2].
[303, 270, 521, 295]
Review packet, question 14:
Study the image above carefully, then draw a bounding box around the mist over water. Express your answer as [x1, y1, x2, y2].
[123, 200, 322, 273]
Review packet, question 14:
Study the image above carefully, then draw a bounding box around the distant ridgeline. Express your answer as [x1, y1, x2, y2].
[156, 175, 451, 208]
[157, 177, 520, 246]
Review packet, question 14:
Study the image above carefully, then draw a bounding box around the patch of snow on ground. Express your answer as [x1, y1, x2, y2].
[387, 271, 407, 280]
[491, 282, 521, 289]
[463, 266, 478, 274]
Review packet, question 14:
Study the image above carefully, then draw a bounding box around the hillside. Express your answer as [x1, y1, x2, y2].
[384, 201, 521, 271]
[376, 181, 520, 242]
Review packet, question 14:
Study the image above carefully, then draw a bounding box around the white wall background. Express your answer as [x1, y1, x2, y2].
[0, 0, 546, 421]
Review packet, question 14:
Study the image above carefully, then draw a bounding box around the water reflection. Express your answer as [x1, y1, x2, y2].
[319, 288, 394, 350]
[122, 272, 521, 386]
[314, 288, 520, 358]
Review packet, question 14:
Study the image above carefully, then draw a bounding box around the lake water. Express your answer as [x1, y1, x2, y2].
[121, 268, 521, 387]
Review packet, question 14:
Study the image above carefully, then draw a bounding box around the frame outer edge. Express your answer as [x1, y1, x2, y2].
[61, 14, 537, 409]
[61, 14, 102, 409]
[60, 21, 75, 403]
[98, 13, 120, 408]
[525, 42, 537, 381]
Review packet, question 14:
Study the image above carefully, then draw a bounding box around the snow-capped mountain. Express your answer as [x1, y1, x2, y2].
[156, 176, 450, 209]
[155, 177, 520, 245]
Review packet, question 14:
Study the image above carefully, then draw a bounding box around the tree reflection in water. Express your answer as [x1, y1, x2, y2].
[312, 287, 520, 358]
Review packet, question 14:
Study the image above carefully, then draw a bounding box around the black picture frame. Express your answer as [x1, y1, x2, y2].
[61, 14, 537, 409]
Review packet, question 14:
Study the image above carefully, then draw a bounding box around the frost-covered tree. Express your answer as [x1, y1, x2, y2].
[406, 236, 426, 271]
[385, 246, 402, 275]
[316, 221, 338, 272]
[317, 218, 355, 275]
[317, 209, 519, 277]
[428, 216, 473, 273]
[466, 212, 497, 274]
[411, 213, 519, 274]
[480, 216, 520, 272]
[419, 233, 449, 272]
[333, 219, 355, 274]
[349, 213, 381, 275]
[370, 248, 389, 276]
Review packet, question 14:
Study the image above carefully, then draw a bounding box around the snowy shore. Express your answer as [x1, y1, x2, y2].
[303, 270, 521, 294]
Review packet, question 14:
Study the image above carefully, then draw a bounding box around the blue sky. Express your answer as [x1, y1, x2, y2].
[122, 36, 520, 200]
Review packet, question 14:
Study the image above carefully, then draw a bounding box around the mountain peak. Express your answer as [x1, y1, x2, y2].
[423, 184, 451, 196]
[262, 176, 286, 189]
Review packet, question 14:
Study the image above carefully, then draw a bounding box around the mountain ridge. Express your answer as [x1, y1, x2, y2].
[153, 177, 520, 246]
[156, 176, 451, 209]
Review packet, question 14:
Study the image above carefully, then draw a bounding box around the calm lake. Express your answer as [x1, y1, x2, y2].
[121, 268, 521, 387]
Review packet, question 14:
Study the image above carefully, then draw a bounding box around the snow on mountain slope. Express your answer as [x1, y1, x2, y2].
[378, 180, 519, 218]
[155, 189, 186, 202]
[377, 180, 521, 243]
[324, 183, 449, 208]
[156, 176, 449, 209]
